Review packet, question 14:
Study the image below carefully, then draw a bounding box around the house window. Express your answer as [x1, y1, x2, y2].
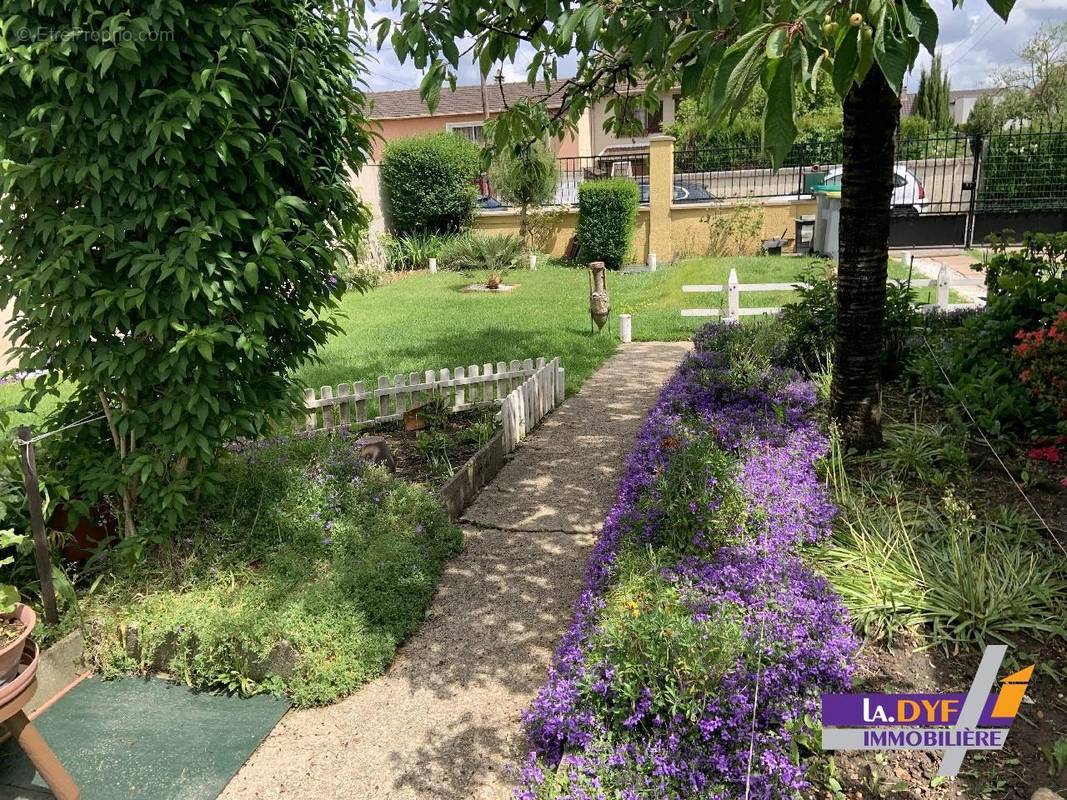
[619, 102, 663, 135]
[643, 103, 663, 134]
[447, 122, 485, 143]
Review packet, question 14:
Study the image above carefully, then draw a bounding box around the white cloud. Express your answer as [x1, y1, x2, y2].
[906, 0, 1067, 90]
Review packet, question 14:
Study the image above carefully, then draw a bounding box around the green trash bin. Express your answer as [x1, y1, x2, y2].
[803, 171, 828, 194]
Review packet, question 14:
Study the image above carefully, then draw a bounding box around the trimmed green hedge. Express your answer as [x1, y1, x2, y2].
[381, 133, 481, 235]
[577, 179, 639, 269]
[977, 130, 1067, 213]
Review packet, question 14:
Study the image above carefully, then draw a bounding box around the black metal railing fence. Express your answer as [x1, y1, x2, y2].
[481, 153, 650, 209]
[477, 130, 1067, 216]
[672, 129, 1067, 215]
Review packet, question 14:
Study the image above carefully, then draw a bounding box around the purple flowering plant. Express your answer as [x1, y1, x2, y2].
[517, 323, 857, 800]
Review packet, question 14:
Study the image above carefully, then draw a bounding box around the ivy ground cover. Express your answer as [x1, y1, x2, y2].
[518, 323, 857, 799]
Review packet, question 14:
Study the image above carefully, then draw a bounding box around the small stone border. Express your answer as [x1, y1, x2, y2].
[21, 629, 87, 716]
[460, 283, 520, 293]
[436, 429, 506, 520]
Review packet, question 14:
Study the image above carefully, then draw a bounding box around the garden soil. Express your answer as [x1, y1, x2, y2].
[219, 341, 692, 800]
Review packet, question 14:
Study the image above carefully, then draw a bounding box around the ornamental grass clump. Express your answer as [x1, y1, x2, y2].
[518, 323, 856, 800]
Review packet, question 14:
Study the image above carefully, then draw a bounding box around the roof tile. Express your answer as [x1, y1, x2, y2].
[368, 80, 562, 119]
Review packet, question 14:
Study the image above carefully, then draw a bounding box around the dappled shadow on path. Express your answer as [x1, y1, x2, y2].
[462, 342, 693, 533]
[381, 528, 593, 798]
[219, 342, 692, 800]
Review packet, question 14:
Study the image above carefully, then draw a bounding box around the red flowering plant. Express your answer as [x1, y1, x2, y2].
[1016, 310, 1067, 487]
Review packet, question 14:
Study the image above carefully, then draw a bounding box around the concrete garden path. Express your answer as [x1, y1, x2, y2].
[219, 341, 691, 800]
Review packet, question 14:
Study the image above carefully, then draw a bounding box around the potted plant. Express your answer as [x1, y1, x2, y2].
[403, 393, 451, 432]
[0, 539, 36, 685]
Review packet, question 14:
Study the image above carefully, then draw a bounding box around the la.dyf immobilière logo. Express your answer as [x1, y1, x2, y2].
[821, 645, 1032, 777]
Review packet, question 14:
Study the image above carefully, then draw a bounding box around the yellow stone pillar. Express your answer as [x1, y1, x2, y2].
[647, 134, 675, 265]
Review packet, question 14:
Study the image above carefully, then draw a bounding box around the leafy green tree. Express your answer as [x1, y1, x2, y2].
[0, 1, 373, 538]
[912, 51, 953, 130]
[964, 94, 1003, 135]
[999, 21, 1067, 126]
[380, 0, 1018, 451]
[488, 140, 559, 243]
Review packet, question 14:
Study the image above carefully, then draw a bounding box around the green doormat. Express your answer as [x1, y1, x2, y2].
[0, 677, 288, 800]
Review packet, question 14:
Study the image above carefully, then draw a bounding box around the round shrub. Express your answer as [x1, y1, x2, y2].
[576, 179, 639, 269]
[381, 133, 481, 235]
[778, 264, 918, 377]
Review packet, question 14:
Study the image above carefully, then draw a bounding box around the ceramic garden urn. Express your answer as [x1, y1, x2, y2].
[588, 261, 610, 331]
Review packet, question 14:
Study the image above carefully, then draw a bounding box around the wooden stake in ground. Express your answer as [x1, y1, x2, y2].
[15, 427, 58, 625]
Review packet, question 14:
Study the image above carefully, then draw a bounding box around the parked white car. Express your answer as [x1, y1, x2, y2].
[822, 165, 928, 214]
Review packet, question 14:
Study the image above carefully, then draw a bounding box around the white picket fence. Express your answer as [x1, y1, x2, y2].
[498, 357, 565, 452]
[681, 264, 985, 320]
[301, 358, 565, 451]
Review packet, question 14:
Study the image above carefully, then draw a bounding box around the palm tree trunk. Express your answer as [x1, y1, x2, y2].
[830, 68, 901, 452]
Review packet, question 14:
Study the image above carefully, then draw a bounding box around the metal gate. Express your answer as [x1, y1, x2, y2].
[670, 130, 1067, 250]
[887, 130, 1067, 249]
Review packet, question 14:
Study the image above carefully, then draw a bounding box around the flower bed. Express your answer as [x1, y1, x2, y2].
[517, 323, 856, 800]
[86, 433, 462, 707]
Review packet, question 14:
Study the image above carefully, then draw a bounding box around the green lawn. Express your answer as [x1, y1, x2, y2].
[0, 384, 67, 431]
[2, 255, 946, 426]
[299, 255, 942, 394]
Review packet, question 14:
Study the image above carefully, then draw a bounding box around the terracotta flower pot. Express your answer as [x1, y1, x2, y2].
[0, 605, 36, 685]
[50, 502, 117, 563]
[404, 406, 429, 432]
[0, 640, 39, 707]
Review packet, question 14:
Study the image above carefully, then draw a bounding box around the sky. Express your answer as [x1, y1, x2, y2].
[905, 0, 1067, 91]
[363, 0, 1067, 95]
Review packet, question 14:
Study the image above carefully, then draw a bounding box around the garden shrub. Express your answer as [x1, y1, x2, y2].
[584, 553, 745, 728]
[636, 431, 747, 555]
[89, 434, 462, 706]
[488, 141, 559, 242]
[897, 114, 934, 141]
[576, 179, 639, 269]
[0, 1, 372, 539]
[702, 204, 764, 256]
[527, 207, 569, 255]
[778, 263, 919, 376]
[910, 232, 1067, 439]
[379, 231, 457, 271]
[1016, 311, 1067, 485]
[381, 133, 481, 235]
[1016, 310, 1067, 423]
[341, 232, 387, 288]
[518, 323, 855, 799]
[437, 233, 525, 274]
